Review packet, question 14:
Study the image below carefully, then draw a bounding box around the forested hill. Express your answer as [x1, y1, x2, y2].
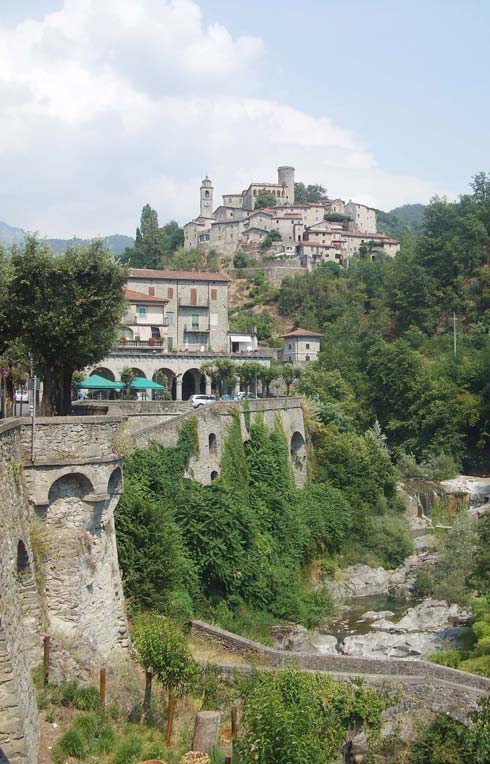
[274, 172, 490, 474]
[0, 220, 133, 255]
[376, 203, 427, 238]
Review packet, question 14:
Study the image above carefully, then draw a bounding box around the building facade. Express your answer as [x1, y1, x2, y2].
[281, 329, 323, 363]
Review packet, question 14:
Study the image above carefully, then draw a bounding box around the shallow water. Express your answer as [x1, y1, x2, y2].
[327, 594, 418, 641]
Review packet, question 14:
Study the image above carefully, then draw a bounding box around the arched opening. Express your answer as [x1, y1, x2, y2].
[92, 367, 115, 381]
[182, 368, 205, 400]
[16, 540, 29, 578]
[290, 431, 306, 471]
[205, 190, 210, 198]
[118, 326, 134, 341]
[153, 368, 176, 400]
[108, 467, 122, 496]
[210, 471, 219, 481]
[208, 433, 217, 455]
[130, 368, 145, 378]
[48, 472, 94, 503]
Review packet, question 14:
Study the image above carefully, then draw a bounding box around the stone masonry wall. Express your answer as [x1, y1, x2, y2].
[0, 422, 40, 764]
[20, 415, 121, 462]
[131, 397, 307, 486]
[190, 620, 490, 719]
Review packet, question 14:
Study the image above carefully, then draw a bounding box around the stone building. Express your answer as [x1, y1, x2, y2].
[281, 328, 323, 363]
[90, 268, 275, 401]
[183, 165, 399, 263]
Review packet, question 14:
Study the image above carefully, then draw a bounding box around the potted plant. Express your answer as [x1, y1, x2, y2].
[149, 337, 156, 346]
[120, 336, 127, 344]
[134, 335, 140, 343]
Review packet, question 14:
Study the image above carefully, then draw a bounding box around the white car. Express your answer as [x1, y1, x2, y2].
[190, 394, 216, 409]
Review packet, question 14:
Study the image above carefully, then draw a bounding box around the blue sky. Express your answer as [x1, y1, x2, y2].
[0, 0, 488, 237]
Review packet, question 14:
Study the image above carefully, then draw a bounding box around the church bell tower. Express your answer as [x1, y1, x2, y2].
[200, 176, 214, 217]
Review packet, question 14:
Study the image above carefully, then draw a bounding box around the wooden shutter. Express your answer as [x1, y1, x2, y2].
[211, 288, 217, 300]
[190, 288, 197, 305]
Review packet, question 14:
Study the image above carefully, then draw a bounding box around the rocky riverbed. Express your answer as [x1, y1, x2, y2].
[272, 599, 470, 659]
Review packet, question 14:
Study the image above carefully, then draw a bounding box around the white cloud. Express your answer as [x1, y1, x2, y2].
[0, 0, 437, 237]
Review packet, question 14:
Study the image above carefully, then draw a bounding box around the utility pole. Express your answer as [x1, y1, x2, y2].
[453, 312, 457, 358]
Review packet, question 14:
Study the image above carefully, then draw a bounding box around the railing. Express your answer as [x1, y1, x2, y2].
[117, 339, 165, 348]
[112, 344, 277, 358]
[184, 324, 210, 333]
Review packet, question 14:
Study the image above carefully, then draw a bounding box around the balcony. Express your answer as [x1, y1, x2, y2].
[178, 298, 210, 308]
[184, 324, 210, 333]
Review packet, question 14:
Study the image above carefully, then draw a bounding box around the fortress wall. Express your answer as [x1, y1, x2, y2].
[20, 416, 121, 462]
[0, 421, 40, 764]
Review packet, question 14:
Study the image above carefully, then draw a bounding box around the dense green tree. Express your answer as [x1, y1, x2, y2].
[254, 190, 277, 209]
[294, 182, 327, 203]
[121, 205, 184, 268]
[6, 237, 126, 415]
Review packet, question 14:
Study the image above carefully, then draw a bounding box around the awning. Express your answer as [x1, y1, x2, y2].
[76, 374, 124, 389]
[229, 334, 253, 343]
[130, 377, 165, 390]
[136, 325, 152, 341]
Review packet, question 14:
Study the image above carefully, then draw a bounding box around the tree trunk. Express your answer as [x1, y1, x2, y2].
[141, 671, 152, 724]
[286, 382, 291, 396]
[166, 688, 175, 746]
[39, 364, 56, 416]
[61, 367, 73, 416]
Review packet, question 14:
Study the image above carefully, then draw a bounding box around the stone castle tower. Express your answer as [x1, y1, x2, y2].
[278, 166, 295, 204]
[200, 176, 214, 217]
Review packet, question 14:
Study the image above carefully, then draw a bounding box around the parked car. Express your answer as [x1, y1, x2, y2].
[15, 389, 29, 403]
[190, 394, 216, 409]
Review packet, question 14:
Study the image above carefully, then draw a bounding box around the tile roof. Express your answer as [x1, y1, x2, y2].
[124, 287, 167, 302]
[128, 268, 230, 282]
[282, 328, 323, 338]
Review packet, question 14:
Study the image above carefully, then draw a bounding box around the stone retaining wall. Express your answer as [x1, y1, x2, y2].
[20, 415, 121, 463]
[0, 421, 40, 764]
[190, 620, 490, 714]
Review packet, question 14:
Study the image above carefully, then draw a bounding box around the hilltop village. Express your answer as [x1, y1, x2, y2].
[184, 165, 400, 266]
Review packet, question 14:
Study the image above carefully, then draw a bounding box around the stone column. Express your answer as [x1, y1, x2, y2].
[176, 377, 183, 401]
[205, 376, 212, 396]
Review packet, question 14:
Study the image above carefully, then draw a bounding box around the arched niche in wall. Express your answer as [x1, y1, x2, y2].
[48, 472, 94, 504]
[290, 431, 306, 470]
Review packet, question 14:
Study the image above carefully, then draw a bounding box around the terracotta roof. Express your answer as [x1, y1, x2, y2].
[128, 268, 230, 282]
[124, 287, 167, 303]
[282, 328, 323, 338]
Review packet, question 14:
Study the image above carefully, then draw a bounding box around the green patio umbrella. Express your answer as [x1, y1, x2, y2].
[76, 374, 125, 389]
[130, 377, 165, 390]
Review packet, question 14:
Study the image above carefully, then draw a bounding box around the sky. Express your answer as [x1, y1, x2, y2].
[0, 0, 488, 238]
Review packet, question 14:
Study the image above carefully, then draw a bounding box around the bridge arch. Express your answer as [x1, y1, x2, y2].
[92, 367, 116, 381]
[182, 368, 205, 400]
[210, 470, 219, 481]
[153, 368, 176, 400]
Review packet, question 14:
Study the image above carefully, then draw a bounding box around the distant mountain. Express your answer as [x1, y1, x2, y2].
[377, 203, 427, 239]
[0, 220, 25, 245]
[0, 220, 133, 255]
[47, 234, 134, 255]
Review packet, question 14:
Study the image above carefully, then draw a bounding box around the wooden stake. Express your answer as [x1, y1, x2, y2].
[231, 703, 238, 740]
[43, 635, 50, 686]
[99, 667, 106, 707]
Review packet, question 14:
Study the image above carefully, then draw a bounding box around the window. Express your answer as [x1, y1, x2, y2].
[211, 288, 217, 300]
[166, 311, 174, 326]
[149, 287, 155, 296]
[253, 189, 257, 196]
[305, 355, 310, 361]
[306, 343, 310, 349]
[167, 287, 174, 298]
[192, 314, 199, 329]
[137, 306, 146, 317]
[167, 336, 173, 350]
[288, 343, 292, 349]
[205, 190, 209, 198]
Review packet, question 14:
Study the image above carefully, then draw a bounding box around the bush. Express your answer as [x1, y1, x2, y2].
[413, 568, 435, 598]
[365, 515, 414, 568]
[409, 714, 474, 763]
[428, 649, 465, 669]
[54, 728, 86, 762]
[114, 734, 144, 764]
[458, 655, 490, 677]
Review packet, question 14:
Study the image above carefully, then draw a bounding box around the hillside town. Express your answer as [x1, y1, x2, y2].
[184, 165, 400, 266]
